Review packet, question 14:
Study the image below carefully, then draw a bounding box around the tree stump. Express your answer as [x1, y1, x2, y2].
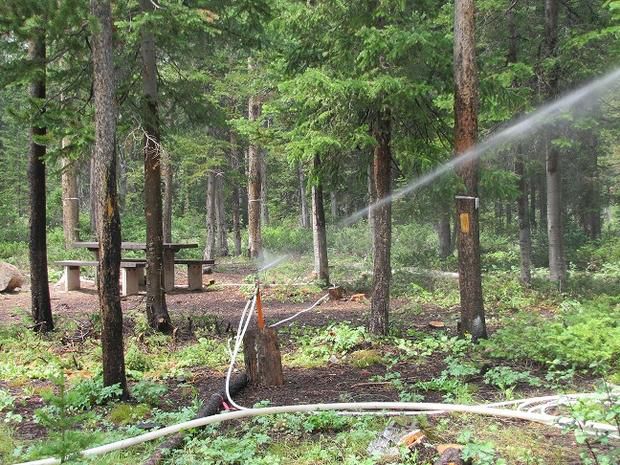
[243, 327, 284, 386]
[328, 285, 344, 300]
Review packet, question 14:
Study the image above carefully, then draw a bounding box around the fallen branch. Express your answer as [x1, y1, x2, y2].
[351, 382, 393, 389]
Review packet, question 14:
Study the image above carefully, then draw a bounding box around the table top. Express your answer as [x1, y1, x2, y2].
[72, 241, 198, 250]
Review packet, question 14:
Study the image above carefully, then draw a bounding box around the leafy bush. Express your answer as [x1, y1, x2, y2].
[288, 323, 367, 367]
[64, 378, 123, 411]
[482, 296, 620, 372]
[0, 389, 14, 413]
[262, 225, 313, 254]
[483, 366, 541, 398]
[176, 337, 229, 369]
[131, 380, 168, 405]
[125, 344, 155, 374]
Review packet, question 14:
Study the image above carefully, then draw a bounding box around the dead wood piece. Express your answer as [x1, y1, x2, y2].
[350, 381, 392, 389]
[142, 374, 248, 465]
[433, 447, 468, 465]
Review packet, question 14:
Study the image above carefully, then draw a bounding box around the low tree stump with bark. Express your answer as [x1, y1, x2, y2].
[328, 285, 344, 300]
[243, 327, 284, 386]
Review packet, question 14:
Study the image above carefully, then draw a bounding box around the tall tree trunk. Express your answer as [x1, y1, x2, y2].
[312, 154, 329, 284]
[538, 172, 547, 229]
[298, 162, 310, 228]
[369, 109, 392, 336]
[204, 172, 216, 260]
[118, 142, 127, 212]
[505, 203, 512, 228]
[61, 154, 79, 246]
[330, 191, 338, 220]
[529, 176, 536, 231]
[230, 133, 242, 256]
[454, 0, 487, 341]
[581, 131, 601, 240]
[216, 173, 229, 256]
[90, 155, 99, 237]
[161, 149, 173, 243]
[367, 157, 376, 254]
[507, 1, 531, 285]
[515, 150, 532, 285]
[436, 208, 452, 260]
[139, 0, 171, 332]
[90, 0, 128, 397]
[60, 89, 79, 247]
[260, 149, 269, 226]
[247, 62, 262, 259]
[542, 0, 566, 284]
[28, 33, 53, 332]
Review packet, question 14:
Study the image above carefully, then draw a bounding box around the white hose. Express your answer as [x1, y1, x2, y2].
[224, 292, 257, 410]
[269, 293, 330, 328]
[14, 400, 619, 465]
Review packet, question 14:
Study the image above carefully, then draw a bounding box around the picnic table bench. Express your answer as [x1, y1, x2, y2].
[120, 258, 215, 291]
[56, 260, 146, 297]
[56, 258, 215, 296]
[71, 241, 205, 292]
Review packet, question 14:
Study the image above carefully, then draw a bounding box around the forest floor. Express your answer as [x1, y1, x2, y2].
[0, 261, 617, 464]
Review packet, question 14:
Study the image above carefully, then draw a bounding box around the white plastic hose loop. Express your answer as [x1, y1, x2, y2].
[14, 400, 619, 465]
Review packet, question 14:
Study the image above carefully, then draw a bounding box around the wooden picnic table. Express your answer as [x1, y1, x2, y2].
[72, 241, 199, 291]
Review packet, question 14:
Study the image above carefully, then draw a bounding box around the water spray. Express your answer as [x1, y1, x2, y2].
[342, 67, 620, 225]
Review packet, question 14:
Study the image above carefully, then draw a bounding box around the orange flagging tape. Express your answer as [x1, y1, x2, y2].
[256, 287, 265, 330]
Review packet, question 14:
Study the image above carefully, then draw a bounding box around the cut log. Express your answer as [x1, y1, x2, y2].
[0, 262, 25, 292]
[243, 327, 284, 386]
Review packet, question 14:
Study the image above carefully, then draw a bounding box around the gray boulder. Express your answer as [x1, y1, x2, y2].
[0, 262, 25, 292]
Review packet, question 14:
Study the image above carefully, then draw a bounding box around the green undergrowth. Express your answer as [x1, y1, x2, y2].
[481, 295, 620, 378]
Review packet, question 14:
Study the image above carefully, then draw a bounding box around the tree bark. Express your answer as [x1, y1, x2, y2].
[542, 0, 566, 284]
[90, 0, 128, 397]
[515, 150, 532, 285]
[312, 154, 329, 285]
[538, 172, 547, 229]
[216, 173, 228, 256]
[508, 1, 531, 286]
[161, 148, 173, 243]
[204, 172, 216, 260]
[247, 63, 262, 259]
[89, 155, 99, 237]
[61, 144, 79, 246]
[581, 131, 601, 240]
[436, 208, 452, 260]
[260, 149, 269, 226]
[230, 133, 242, 256]
[139, 0, 171, 332]
[28, 33, 53, 332]
[369, 109, 392, 336]
[330, 191, 338, 220]
[118, 142, 128, 211]
[367, 157, 376, 254]
[298, 162, 310, 228]
[61, 155, 79, 245]
[529, 175, 536, 231]
[454, 0, 487, 341]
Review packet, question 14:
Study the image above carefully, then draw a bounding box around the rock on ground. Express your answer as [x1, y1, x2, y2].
[0, 262, 25, 292]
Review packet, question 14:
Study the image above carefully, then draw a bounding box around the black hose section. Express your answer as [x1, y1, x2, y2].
[142, 374, 249, 465]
